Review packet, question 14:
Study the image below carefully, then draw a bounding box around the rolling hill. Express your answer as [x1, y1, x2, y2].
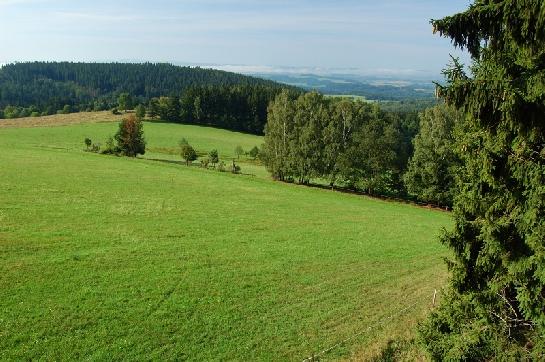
[0, 113, 452, 360]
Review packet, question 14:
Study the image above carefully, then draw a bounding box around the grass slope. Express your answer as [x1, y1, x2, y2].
[0, 114, 451, 360]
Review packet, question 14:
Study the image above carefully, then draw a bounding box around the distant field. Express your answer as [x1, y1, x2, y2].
[0, 111, 124, 129]
[325, 94, 372, 102]
[0, 113, 451, 360]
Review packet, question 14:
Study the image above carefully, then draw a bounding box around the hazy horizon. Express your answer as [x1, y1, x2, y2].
[0, 0, 472, 77]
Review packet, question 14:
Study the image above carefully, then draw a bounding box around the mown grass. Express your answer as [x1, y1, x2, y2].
[0, 114, 451, 360]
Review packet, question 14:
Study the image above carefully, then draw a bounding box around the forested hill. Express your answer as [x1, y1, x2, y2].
[0, 62, 290, 109]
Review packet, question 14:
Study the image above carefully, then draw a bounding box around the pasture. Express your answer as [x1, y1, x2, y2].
[0, 114, 451, 360]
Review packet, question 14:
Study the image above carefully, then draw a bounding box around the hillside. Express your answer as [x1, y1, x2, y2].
[0, 62, 290, 110]
[0, 113, 452, 360]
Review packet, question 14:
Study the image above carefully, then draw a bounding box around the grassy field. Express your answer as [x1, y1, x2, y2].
[0, 114, 451, 360]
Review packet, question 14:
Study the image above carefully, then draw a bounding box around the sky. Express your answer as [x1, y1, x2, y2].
[0, 0, 472, 77]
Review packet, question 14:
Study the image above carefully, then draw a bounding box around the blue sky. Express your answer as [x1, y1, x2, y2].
[0, 0, 472, 77]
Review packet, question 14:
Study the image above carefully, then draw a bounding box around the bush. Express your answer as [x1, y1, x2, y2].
[200, 158, 210, 168]
[90, 143, 101, 153]
[111, 108, 121, 115]
[84, 137, 92, 150]
[217, 161, 226, 172]
[100, 136, 118, 155]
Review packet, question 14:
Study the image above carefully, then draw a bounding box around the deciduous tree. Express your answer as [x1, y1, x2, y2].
[114, 114, 146, 157]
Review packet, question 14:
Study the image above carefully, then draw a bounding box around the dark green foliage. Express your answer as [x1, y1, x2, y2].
[84, 138, 92, 150]
[174, 84, 299, 134]
[117, 93, 133, 111]
[208, 149, 219, 167]
[263, 91, 412, 195]
[114, 115, 145, 157]
[404, 105, 461, 206]
[419, 1, 545, 359]
[111, 108, 121, 115]
[0, 62, 296, 133]
[180, 144, 197, 166]
[248, 146, 259, 159]
[147, 98, 159, 119]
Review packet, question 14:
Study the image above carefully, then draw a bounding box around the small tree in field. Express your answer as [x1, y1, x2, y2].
[208, 149, 219, 168]
[248, 146, 259, 160]
[180, 144, 197, 166]
[84, 137, 92, 150]
[234, 145, 244, 159]
[114, 114, 146, 157]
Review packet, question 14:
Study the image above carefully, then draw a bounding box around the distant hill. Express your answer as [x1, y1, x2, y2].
[0, 62, 290, 110]
[253, 72, 436, 101]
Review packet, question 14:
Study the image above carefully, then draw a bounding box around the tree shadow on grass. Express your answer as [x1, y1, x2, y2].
[144, 157, 256, 177]
[370, 338, 422, 362]
[144, 158, 185, 166]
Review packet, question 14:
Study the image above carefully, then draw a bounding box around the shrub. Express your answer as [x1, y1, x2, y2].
[111, 108, 121, 115]
[84, 137, 92, 150]
[100, 136, 118, 155]
[217, 161, 226, 172]
[90, 143, 101, 153]
[200, 158, 210, 168]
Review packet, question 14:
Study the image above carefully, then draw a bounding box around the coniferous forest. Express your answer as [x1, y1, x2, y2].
[0, 62, 296, 133]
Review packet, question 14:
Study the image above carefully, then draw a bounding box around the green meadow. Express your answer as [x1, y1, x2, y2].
[0, 116, 452, 360]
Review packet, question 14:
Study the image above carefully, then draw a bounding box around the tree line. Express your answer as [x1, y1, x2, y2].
[261, 90, 461, 206]
[147, 85, 300, 134]
[261, 91, 422, 196]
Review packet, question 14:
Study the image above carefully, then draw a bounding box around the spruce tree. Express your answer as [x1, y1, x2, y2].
[419, 1, 545, 359]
